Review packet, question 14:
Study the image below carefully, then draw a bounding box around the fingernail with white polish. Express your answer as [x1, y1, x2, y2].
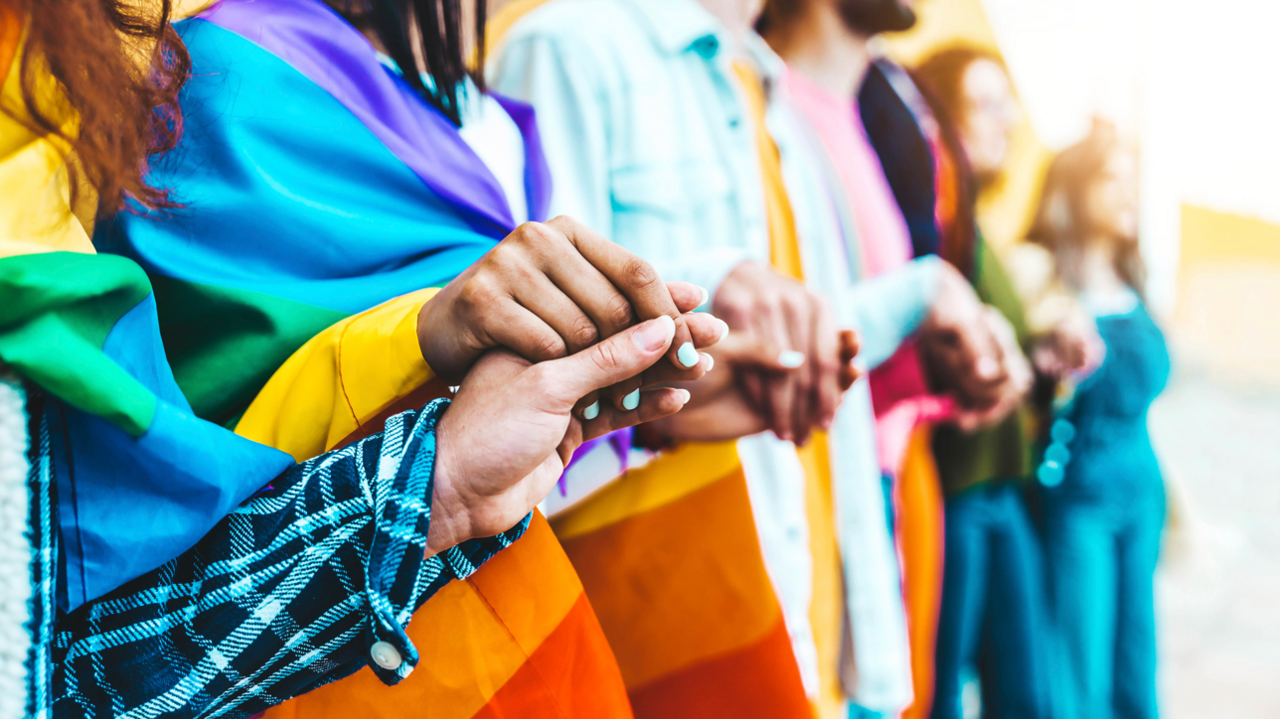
[702, 352, 715, 371]
[632, 315, 676, 352]
[716, 317, 730, 342]
[582, 400, 600, 420]
[778, 350, 806, 369]
[697, 285, 710, 307]
[623, 389, 640, 411]
[675, 389, 691, 405]
[677, 341, 699, 368]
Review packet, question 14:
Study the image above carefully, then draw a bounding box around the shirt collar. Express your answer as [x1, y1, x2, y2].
[619, 0, 726, 57]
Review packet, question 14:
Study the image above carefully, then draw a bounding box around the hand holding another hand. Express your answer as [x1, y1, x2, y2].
[919, 263, 1031, 431]
[712, 261, 846, 445]
[425, 315, 700, 556]
[417, 216, 725, 416]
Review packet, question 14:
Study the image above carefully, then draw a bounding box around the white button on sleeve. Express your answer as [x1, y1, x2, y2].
[370, 641, 402, 670]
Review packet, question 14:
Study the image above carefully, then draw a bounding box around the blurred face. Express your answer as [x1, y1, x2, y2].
[836, 0, 917, 36]
[1086, 149, 1139, 242]
[958, 59, 1018, 182]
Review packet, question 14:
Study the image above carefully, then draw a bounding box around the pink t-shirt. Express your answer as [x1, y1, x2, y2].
[787, 69, 949, 473]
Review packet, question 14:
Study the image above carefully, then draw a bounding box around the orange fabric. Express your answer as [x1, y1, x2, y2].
[471, 594, 634, 719]
[0, 2, 18, 83]
[265, 513, 631, 719]
[897, 425, 946, 719]
[628, 616, 811, 719]
[558, 465, 782, 690]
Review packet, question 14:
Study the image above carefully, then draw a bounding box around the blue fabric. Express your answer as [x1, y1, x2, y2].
[99, 18, 499, 316]
[932, 483, 1056, 719]
[42, 397, 528, 719]
[857, 61, 941, 260]
[52, 294, 294, 609]
[1042, 304, 1169, 719]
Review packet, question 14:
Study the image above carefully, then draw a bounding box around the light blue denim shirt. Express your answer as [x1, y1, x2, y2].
[489, 0, 771, 297]
[491, 0, 929, 710]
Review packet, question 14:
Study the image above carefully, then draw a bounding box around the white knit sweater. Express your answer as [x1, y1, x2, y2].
[0, 376, 30, 719]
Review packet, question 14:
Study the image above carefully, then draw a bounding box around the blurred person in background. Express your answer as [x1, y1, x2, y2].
[492, 1, 1025, 718]
[759, 3, 1034, 718]
[909, 45, 1101, 719]
[1021, 122, 1169, 719]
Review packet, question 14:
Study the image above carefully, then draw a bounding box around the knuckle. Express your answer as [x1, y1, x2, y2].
[604, 294, 635, 329]
[590, 340, 624, 373]
[569, 317, 601, 348]
[533, 332, 568, 360]
[620, 256, 661, 293]
[516, 221, 561, 252]
[460, 276, 498, 309]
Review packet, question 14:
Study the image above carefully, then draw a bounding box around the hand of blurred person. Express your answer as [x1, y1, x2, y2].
[1031, 311, 1105, 380]
[918, 263, 1013, 409]
[643, 329, 863, 445]
[418, 215, 724, 417]
[427, 315, 693, 555]
[950, 306, 1034, 432]
[712, 261, 845, 445]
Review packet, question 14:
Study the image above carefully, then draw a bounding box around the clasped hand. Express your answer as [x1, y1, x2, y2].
[415, 216, 726, 555]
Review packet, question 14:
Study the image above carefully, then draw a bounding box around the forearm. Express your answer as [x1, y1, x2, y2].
[845, 256, 943, 370]
[54, 399, 528, 718]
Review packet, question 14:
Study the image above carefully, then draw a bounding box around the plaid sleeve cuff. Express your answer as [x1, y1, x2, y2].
[362, 400, 529, 686]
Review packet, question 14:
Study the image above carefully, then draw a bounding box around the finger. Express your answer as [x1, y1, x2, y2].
[840, 329, 862, 364]
[609, 375, 644, 413]
[539, 314, 677, 409]
[639, 350, 714, 386]
[686, 312, 729, 349]
[780, 298, 809, 444]
[484, 297, 571, 364]
[510, 270, 605, 355]
[810, 296, 840, 431]
[738, 369, 768, 415]
[581, 388, 692, 442]
[667, 281, 710, 314]
[548, 216, 697, 372]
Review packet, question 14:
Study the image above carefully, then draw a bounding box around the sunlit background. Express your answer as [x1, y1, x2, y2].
[883, 2, 1280, 717]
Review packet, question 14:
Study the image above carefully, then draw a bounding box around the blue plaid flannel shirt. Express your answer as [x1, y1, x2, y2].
[23, 393, 529, 719]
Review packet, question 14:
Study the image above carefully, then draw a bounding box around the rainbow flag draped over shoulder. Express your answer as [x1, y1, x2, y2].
[97, 0, 631, 715]
[0, 8, 293, 611]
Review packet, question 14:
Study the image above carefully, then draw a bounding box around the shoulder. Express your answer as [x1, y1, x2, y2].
[494, 0, 656, 72]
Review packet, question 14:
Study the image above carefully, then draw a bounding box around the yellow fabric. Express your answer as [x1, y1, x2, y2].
[0, 14, 94, 258]
[485, 0, 553, 55]
[898, 425, 945, 719]
[235, 288, 441, 461]
[734, 63, 805, 281]
[551, 440, 742, 541]
[737, 61, 844, 719]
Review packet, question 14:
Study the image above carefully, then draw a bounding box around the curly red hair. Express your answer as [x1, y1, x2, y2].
[2, 0, 189, 217]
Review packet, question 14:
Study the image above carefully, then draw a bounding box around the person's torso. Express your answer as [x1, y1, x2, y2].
[1058, 301, 1170, 498]
[499, 0, 772, 273]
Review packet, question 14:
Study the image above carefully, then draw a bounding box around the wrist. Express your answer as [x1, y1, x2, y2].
[424, 434, 475, 557]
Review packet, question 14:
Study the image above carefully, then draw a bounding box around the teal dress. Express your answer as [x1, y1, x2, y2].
[1042, 300, 1170, 719]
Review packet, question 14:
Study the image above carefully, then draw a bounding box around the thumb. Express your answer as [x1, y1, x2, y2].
[545, 315, 676, 400]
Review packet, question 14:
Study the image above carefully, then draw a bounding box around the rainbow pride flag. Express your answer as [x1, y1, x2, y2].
[96, 0, 631, 715]
[0, 7, 293, 611]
